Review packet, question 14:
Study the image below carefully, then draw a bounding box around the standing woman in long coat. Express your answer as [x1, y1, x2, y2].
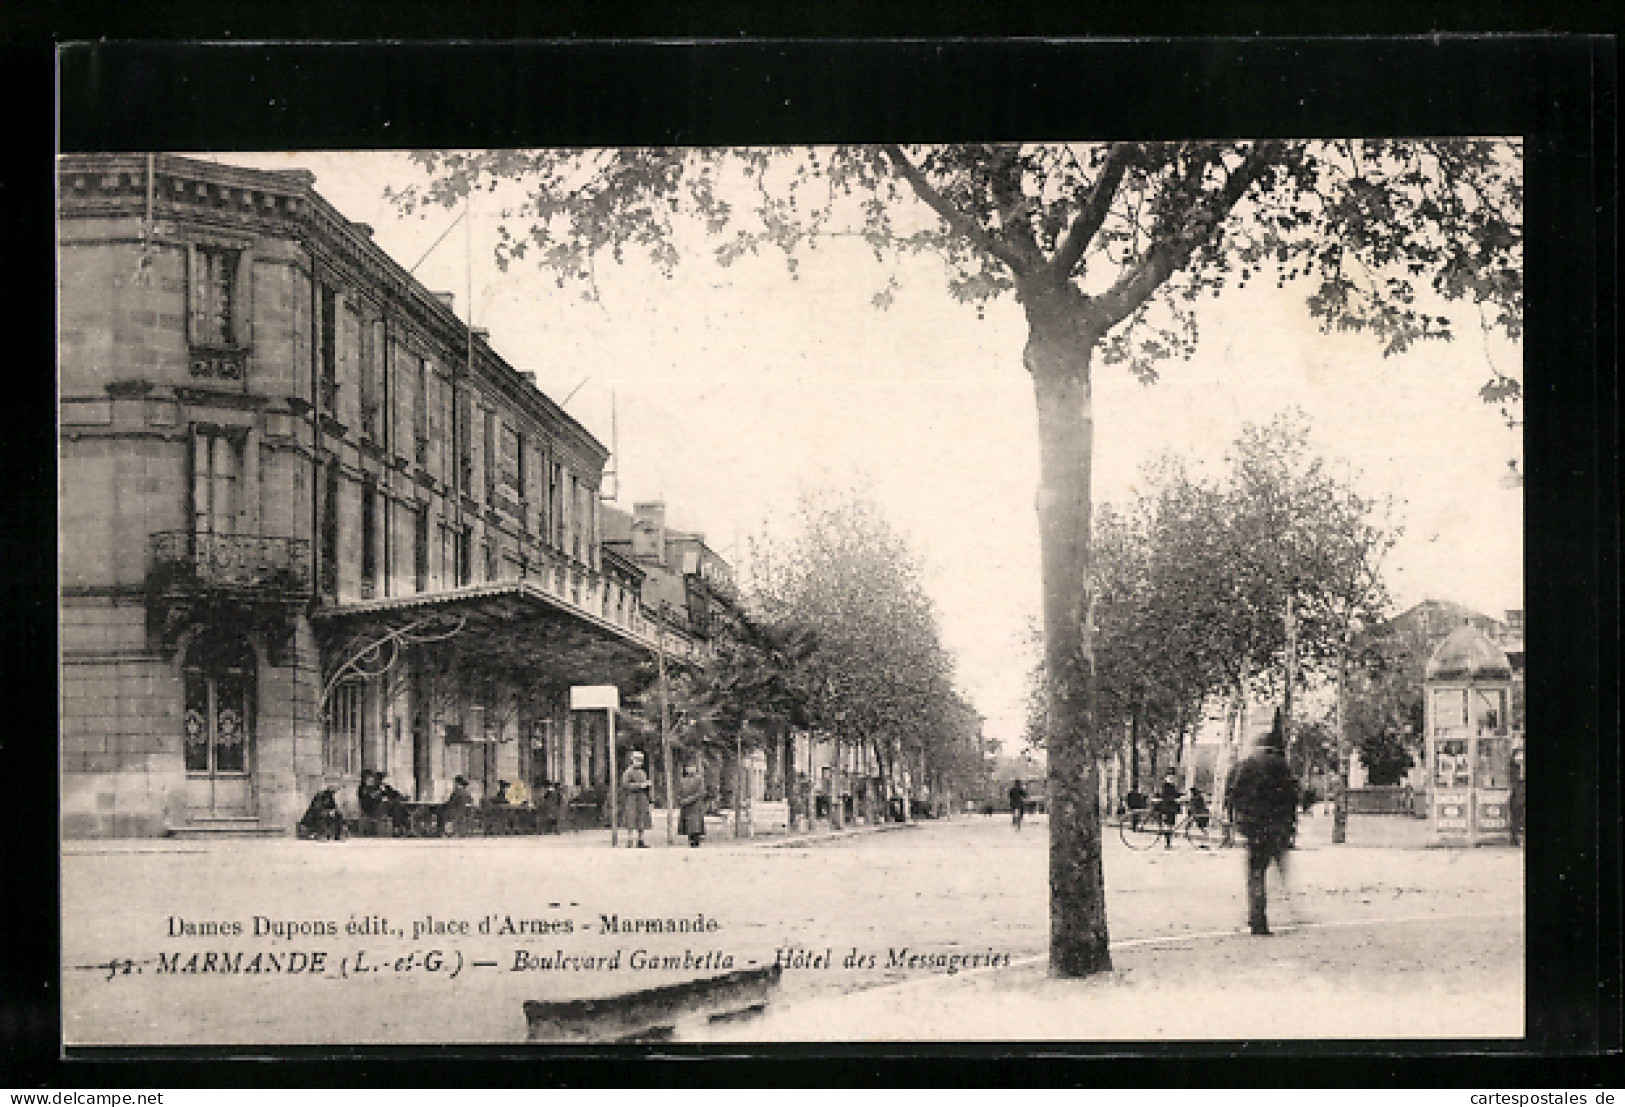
[677, 761, 708, 848]
[619, 750, 653, 847]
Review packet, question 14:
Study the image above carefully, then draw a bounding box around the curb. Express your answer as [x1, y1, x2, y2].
[759, 820, 922, 849]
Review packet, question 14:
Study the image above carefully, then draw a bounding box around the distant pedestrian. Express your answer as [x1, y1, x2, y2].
[1008, 780, 1028, 830]
[1187, 784, 1211, 828]
[1229, 714, 1299, 936]
[1154, 769, 1181, 849]
[620, 751, 653, 848]
[1508, 752, 1525, 846]
[678, 762, 707, 848]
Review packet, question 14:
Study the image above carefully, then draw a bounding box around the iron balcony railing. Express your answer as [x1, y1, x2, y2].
[188, 345, 250, 383]
[150, 531, 315, 596]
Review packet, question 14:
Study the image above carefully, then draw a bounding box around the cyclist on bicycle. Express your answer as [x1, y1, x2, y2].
[1154, 769, 1181, 849]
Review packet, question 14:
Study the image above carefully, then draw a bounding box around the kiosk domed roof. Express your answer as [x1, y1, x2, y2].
[1425, 624, 1513, 682]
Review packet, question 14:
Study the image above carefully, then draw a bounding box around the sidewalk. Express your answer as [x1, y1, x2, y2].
[698, 906, 1524, 1041]
[60, 812, 922, 854]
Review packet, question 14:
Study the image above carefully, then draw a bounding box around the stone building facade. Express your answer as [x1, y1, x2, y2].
[59, 153, 710, 837]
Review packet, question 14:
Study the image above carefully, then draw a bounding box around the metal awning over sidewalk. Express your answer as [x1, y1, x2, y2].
[312, 581, 666, 693]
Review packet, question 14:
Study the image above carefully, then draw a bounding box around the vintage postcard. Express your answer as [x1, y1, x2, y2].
[58, 115, 1535, 1042]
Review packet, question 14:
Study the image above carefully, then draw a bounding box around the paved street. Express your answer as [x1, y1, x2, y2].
[61, 813, 1522, 1044]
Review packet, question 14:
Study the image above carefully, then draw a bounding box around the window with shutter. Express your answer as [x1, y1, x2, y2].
[359, 318, 378, 440]
[319, 462, 340, 597]
[187, 244, 252, 380]
[455, 389, 473, 495]
[360, 480, 378, 598]
[414, 508, 430, 593]
[318, 286, 338, 413]
[482, 409, 497, 504]
[192, 429, 242, 537]
[413, 354, 430, 465]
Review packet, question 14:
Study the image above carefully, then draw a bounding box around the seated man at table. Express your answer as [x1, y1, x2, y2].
[299, 786, 344, 840]
[533, 780, 563, 832]
[438, 775, 474, 835]
[358, 770, 411, 834]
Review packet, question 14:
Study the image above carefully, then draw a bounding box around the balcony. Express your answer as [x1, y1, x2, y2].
[152, 531, 314, 594]
[148, 531, 314, 660]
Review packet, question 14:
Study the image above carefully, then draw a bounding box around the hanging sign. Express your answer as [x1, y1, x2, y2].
[570, 685, 620, 711]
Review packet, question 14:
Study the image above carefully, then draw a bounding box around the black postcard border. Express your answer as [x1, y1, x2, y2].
[9, 34, 1618, 1086]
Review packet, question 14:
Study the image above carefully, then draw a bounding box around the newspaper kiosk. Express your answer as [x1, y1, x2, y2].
[1423, 625, 1515, 846]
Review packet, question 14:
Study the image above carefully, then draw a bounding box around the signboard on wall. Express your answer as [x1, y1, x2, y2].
[570, 685, 619, 711]
[1433, 790, 1470, 833]
[1476, 790, 1511, 833]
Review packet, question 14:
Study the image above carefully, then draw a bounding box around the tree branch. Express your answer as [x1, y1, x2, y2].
[1052, 142, 1136, 281]
[880, 144, 1031, 277]
[1092, 141, 1283, 331]
[986, 145, 1045, 271]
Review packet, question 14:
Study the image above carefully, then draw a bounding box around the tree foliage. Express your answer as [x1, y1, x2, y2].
[1029, 413, 1397, 759]
[1341, 615, 1433, 787]
[748, 490, 984, 800]
[390, 142, 1520, 390]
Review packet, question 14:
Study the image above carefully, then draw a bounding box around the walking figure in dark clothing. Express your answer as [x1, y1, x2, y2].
[1228, 713, 1299, 935]
[1008, 780, 1027, 831]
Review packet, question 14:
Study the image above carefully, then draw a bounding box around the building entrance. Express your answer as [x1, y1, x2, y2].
[182, 632, 256, 817]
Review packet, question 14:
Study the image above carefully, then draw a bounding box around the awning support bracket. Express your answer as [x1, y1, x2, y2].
[319, 614, 467, 718]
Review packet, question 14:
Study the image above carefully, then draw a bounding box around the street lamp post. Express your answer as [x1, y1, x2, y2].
[1284, 592, 1298, 778]
[657, 606, 675, 846]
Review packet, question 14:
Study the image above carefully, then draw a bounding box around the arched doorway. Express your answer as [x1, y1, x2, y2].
[182, 629, 257, 817]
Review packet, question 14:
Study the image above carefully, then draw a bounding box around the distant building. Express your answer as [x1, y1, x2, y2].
[601, 501, 738, 640]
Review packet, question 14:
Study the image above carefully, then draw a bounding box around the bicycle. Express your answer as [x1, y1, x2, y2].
[1118, 803, 1233, 850]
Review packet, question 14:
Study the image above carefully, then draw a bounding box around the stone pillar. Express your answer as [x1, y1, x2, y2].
[562, 709, 576, 788]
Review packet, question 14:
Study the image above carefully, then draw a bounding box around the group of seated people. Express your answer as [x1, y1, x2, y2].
[1120, 773, 1211, 827]
[299, 772, 568, 839]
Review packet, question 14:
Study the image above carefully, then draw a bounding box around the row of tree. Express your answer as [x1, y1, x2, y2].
[625, 490, 990, 829]
[1027, 412, 1397, 819]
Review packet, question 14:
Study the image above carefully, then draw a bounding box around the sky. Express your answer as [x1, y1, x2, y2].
[205, 149, 1524, 755]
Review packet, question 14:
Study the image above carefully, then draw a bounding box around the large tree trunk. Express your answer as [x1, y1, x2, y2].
[1026, 294, 1111, 978]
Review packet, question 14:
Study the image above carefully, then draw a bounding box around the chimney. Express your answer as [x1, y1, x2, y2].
[432, 291, 455, 311]
[352, 222, 373, 238]
[631, 501, 667, 566]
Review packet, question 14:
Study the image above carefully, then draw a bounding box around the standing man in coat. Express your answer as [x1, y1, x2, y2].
[1229, 713, 1299, 935]
[677, 761, 708, 848]
[620, 750, 653, 848]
